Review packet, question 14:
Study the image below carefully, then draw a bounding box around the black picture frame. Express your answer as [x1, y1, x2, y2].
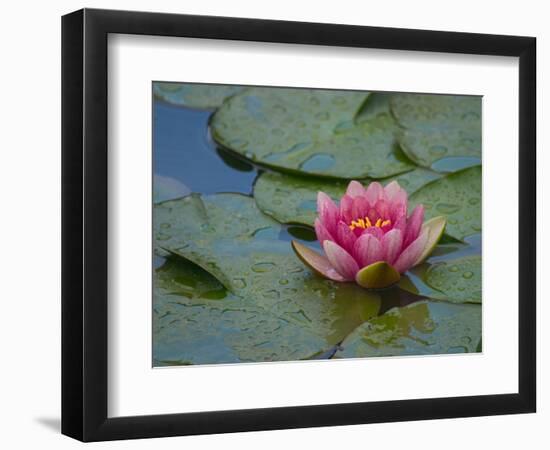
[61, 8, 536, 442]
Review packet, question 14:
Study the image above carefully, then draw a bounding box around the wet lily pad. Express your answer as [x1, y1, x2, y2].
[153, 82, 244, 109]
[334, 300, 481, 358]
[253, 168, 442, 227]
[211, 88, 413, 178]
[355, 92, 394, 124]
[154, 193, 382, 352]
[399, 127, 481, 169]
[391, 93, 482, 131]
[409, 166, 481, 241]
[254, 172, 348, 226]
[154, 257, 330, 365]
[153, 174, 190, 203]
[424, 255, 482, 303]
[391, 93, 482, 168]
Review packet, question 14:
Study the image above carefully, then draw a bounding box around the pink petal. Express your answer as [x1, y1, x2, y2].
[393, 230, 429, 273]
[404, 204, 424, 247]
[362, 226, 384, 240]
[339, 194, 354, 224]
[336, 220, 357, 251]
[353, 233, 383, 267]
[317, 191, 339, 231]
[291, 241, 346, 282]
[367, 208, 379, 223]
[374, 199, 390, 220]
[315, 218, 334, 245]
[383, 181, 402, 200]
[389, 189, 408, 221]
[345, 180, 366, 198]
[323, 240, 359, 280]
[365, 182, 384, 204]
[392, 216, 407, 234]
[352, 196, 369, 222]
[381, 228, 403, 264]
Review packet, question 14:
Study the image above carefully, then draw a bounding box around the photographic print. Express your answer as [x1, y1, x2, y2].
[152, 83, 482, 367]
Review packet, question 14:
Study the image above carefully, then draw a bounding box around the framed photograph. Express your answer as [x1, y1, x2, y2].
[62, 8, 536, 442]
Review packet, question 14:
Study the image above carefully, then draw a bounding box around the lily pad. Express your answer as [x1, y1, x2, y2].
[355, 92, 394, 124]
[391, 93, 482, 131]
[153, 82, 244, 109]
[409, 166, 481, 241]
[334, 300, 481, 358]
[154, 257, 329, 365]
[211, 88, 413, 178]
[253, 168, 442, 227]
[154, 193, 383, 352]
[153, 174, 190, 203]
[425, 255, 482, 303]
[391, 93, 482, 168]
[399, 127, 481, 169]
[254, 172, 348, 226]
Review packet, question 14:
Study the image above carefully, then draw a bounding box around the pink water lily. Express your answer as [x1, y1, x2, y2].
[292, 180, 446, 289]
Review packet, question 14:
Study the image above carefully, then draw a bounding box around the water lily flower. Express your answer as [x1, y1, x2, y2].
[292, 180, 446, 289]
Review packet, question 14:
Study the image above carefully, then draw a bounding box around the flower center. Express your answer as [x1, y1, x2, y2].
[349, 216, 391, 231]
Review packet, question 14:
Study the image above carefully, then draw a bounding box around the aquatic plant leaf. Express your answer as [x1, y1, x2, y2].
[399, 127, 481, 170]
[409, 166, 481, 241]
[334, 300, 481, 358]
[153, 258, 330, 365]
[153, 82, 244, 109]
[211, 88, 413, 178]
[253, 169, 441, 227]
[390, 93, 482, 168]
[154, 193, 382, 355]
[153, 174, 190, 203]
[424, 255, 482, 304]
[391, 93, 482, 131]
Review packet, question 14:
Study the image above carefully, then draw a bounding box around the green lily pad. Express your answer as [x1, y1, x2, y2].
[153, 82, 244, 109]
[153, 174, 190, 203]
[254, 172, 348, 226]
[154, 257, 330, 365]
[390, 93, 482, 168]
[409, 166, 481, 241]
[334, 300, 481, 358]
[154, 193, 383, 353]
[424, 255, 482, 303]
[355, 92, 394, 124]
[211, 88, 413, 178]
[391, 93, 482, 131]
[253, 168, 442, 227]
[399, 127, 481, 169]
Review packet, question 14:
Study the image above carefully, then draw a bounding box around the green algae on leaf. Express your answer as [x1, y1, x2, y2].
[334, 300, 481, 358]
[153, 82, 244, 109]
[425, 255, 482, 304]
[409, 166, 481, 241]
[154, 193, 382, 354]
[211, 88, 414, 178]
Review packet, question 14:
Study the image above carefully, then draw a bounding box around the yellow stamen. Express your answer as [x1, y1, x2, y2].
[348, 216, 392, 231]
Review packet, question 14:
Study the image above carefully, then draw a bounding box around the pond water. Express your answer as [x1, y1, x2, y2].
[153, 96, 482, 365]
